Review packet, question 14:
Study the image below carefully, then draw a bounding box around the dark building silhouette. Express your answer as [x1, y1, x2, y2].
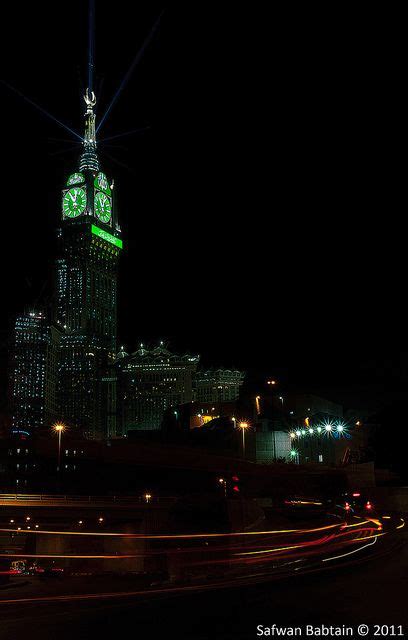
[115, 343, 199, 433]
[10, 92, 122, 439]
[191, 368, 245, 425]
[194, 369, 244, 404]
[10, 311, 60, 434]
[253, 392, 346, 465]
[54, 91, 122, 438]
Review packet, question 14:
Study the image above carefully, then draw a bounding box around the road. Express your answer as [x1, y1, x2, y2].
[0, 513, 406, 639]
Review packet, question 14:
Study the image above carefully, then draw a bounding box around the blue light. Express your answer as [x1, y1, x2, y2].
[97, 11, 164, 133]
[1, 79, 82, 141]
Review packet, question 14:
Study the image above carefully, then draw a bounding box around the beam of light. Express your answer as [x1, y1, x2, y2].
[96, 10, 164, 134]
[0, 527, 332, 559]
[342, 520, 371, 528]
[0, 530, 291, 558]
[233, 543, 305, 557]
[0, 79, 83, 141]
[0, 585, 219, 606]
[48, 136, 81, 144]
[322, 535, 378, 562]
[49, 144, 82, 158]
[353, 533, 386, 541]
[0, 522, 343, 539]
[326, 528, 377, 543]
[88, 0, 96, 93]
[99, 149, 138, 176]
[0, 553, 146, 559]
[397, 519, 405, 529]
[284, 500, 323, 506]
[0, 576, 291, 606]
[235, 534, 335, 557]
[99, 126, 151, 143]
[366, 517, 382, 528]
[103, 144, 130, 152]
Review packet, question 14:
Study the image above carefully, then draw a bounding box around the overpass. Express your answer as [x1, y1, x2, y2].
[0, 494, 177, 509]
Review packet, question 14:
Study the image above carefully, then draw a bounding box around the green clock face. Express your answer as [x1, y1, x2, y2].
[67, 172, 84, 186]
[62, 187, 87, 218]
[94, 172, 111, 194]
[94, 191, 112, 224]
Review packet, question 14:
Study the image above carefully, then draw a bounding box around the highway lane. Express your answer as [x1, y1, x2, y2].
[0, 521, 406, 640]
[0, 512, 405, 632]
[0, 514, 394, 579]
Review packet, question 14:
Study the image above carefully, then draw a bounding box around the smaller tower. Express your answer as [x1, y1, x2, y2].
[11, 311, 61, 434]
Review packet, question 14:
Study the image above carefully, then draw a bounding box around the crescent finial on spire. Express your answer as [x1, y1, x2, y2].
[84, 88, 96, 110]
[79, 87, 99, 172]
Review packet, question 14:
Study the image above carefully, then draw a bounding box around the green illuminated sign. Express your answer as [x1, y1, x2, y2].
[94, 172, 111, 195]
[67, 172, 84, 186]
[91, 224, 122, 249]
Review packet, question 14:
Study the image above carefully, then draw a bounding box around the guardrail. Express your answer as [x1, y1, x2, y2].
[0, 494, 177, 504]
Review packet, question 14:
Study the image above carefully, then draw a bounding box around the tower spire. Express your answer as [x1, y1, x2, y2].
[79, 88, 99, 172]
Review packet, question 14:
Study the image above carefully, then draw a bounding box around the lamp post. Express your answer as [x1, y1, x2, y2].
[238, 421, 249, 458]
[218, 477, 227, 498]
[255, 396, 261, 415]
[53, 423, 66, 472]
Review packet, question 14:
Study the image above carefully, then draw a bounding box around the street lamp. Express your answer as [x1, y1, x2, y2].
[255, 395, 261, 415]
[238, 421, 250, 458]
[218, 477, 227, 497]
[53, 423, 66, 471]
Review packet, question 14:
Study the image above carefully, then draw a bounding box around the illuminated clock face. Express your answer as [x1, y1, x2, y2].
[94, 191, 112, 224]
[94, 172, 111, 194]
[62, 187, 87, 218]
[67, 172, 84, 186]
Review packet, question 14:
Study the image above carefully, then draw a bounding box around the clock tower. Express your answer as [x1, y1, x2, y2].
[55, 90, 122, 438]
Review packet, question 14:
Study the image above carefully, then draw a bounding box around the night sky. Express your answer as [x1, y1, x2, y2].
[0, 3, 406, 412]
